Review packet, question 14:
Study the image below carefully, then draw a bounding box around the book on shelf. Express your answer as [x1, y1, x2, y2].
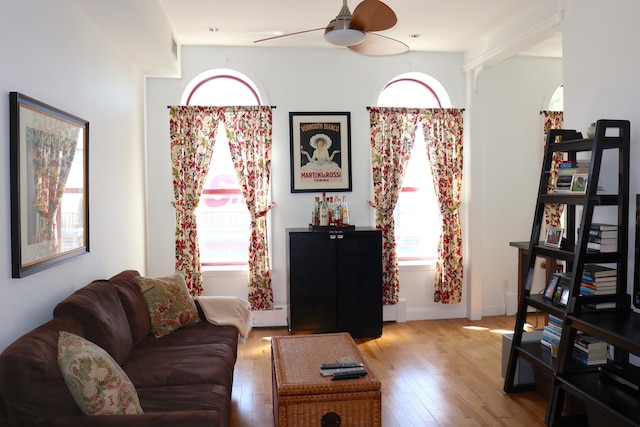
[590, 223, 618, 231]
[575, 333, 608, 351]
[582, 263, 617, 278]
[554, 174, 573, 193]
[587, 236, 617, 245]
[541, 314, 564, 357]
[589, 227, 618, 239]
[587, 241, 618, 252]
[579, 285, 617, 296]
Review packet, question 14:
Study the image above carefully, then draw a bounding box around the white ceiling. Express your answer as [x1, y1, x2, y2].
[77, 0, 563, 76]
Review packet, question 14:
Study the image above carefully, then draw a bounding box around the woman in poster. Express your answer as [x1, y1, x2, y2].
[301, 133, 341, 172]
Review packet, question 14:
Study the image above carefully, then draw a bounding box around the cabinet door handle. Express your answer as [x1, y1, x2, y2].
[337, 235, 344, 239]
[330, 235, 336, 240]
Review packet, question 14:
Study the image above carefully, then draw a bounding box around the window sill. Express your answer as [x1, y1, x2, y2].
[201, 265, 248, 275]
[398, 259, 436, 271]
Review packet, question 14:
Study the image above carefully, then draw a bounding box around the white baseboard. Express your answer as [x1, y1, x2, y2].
[252, 305, 287, 327]
[383, 298, 407, 322]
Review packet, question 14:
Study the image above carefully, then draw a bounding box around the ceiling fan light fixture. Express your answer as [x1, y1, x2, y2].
[324, 19, 365, 46]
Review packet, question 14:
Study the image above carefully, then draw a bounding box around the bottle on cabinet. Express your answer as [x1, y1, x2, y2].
[312, 193, 350, 227]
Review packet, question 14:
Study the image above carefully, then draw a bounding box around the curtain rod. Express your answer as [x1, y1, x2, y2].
[366, 106, 465, 111]
[166, 105, 276, 109]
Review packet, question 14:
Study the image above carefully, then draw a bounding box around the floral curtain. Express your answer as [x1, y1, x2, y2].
[421, 109, 464, 304]
[224, 106, 275, 310]
[368, 107, 418, 305]
[28, 128, 77, 257]
[169, 106, 221, 295]
[542, 111, 564, 229]
[369, 107, 464, 305]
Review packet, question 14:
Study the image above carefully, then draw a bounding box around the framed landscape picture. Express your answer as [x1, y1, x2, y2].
[570, 173, 588, 194]
[289, 111, 352, 193]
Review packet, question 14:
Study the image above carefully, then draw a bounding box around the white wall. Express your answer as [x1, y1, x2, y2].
[563, 0, 640, 295]
[470, 56, 563, 316]
[0, 0, 147, 352]
[146, 45, 562, 322]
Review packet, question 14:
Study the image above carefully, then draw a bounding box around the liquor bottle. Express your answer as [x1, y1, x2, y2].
[328, 196, 334, 226]
[334, 196, 342, 226]
[341, 196, 350, 226]
[320, 193, 329, 226]
[312, 196, 320, 226]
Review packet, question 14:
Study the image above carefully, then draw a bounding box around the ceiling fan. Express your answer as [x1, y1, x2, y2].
[254, 0, 409, 56]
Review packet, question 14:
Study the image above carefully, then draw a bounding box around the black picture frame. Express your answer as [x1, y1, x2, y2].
[10, 92, 90, 277]
[544, 273, 562, 300]
[289, 111, 352, 193]
[558, 287, 570, 306]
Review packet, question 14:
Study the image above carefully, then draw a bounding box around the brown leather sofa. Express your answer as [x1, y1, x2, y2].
[0, 270, 239, 426]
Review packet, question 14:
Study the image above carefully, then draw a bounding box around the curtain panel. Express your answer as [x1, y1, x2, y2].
[169, 105, 274, 307]
[541, 111, 564, 229]
[169, 106, 221, 295]
[369, 107, 464, 305]
[224, 106, 275, 310]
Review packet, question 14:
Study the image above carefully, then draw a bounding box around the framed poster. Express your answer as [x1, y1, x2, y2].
[9, 92, 90, 277]
[289, 111, 352, 193]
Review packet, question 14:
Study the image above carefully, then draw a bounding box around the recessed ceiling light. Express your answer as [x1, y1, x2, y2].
[208, 27, 220, 33]
[409, 33, 421, 38]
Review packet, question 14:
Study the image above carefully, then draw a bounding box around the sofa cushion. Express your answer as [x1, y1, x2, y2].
[135, 273, 200, 338]
[53, 280, 133, 366]
[136, 321, 239, 357]
[0, 317, 84, 417]
[109, 269, 151, 348]
[123, 343, 236, 390]
[57, 331, 143, 416]
[138, 383, 230, 420]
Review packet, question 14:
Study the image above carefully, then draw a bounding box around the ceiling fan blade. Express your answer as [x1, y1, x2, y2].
[254, 28, 325, 44]
[351, 0, 397, 32]
[347, 32, 408, 56]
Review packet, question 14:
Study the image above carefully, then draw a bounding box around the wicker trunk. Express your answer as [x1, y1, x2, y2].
[271, 333, 381, 427]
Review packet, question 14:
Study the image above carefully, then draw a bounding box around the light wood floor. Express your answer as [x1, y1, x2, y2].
[229, 314, 548, 426]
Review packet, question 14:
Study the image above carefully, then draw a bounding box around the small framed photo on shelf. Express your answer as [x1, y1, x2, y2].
[570, 173, 588, 194]
[543, 273, 562, 301]
[557, 286, 570, 306]
[544, 227, 563, 248]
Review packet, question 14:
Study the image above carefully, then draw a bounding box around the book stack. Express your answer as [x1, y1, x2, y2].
[580, 263, 617, 296]
[572, 333, 608, 365]
[541, 314, 563, 357]
[587, 223, 618, 252]
[555, 161, 589, 193]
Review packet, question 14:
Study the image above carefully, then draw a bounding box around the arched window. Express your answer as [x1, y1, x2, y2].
[182, 69, 262, 266]
[548, 85, 563, 111]
[377, 72, 450, 261]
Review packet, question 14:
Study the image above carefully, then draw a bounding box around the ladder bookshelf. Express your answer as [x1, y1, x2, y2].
[503, 119, 634, 425]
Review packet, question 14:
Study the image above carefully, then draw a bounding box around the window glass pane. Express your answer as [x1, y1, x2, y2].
[395, 125, 440, 260]
[549, 85, 563, 111]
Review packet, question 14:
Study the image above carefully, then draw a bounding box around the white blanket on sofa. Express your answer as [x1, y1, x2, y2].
[196, 296, 253, 342]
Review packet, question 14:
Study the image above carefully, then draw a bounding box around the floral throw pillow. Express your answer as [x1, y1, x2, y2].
[135, 272, 200, 338]
[57, 331, 143, 415]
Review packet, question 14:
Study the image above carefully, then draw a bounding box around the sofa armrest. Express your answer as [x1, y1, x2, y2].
[3, 411, 224, 427]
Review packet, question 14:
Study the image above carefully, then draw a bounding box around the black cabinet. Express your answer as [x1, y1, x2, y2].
[286, 228, 383, 338]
